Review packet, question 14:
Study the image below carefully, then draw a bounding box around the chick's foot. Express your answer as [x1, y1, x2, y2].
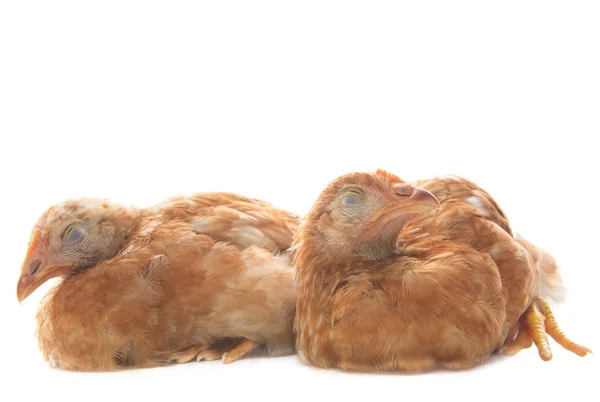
[196, 338, 261, 364]
[169, 344, 210, 363]
[501, 297, 592, 360]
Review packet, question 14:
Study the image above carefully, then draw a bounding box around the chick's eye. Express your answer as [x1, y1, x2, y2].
[63, 225, 85, 246]
[342, 193, 361, 206]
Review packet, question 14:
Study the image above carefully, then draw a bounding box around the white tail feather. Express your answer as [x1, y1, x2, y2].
[514, 233, 567, 304]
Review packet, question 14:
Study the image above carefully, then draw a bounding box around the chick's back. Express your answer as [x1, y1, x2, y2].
[36, 217, 297, 371]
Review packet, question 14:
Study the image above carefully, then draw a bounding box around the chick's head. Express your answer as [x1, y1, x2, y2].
[295, 169, 440, 264]
[17, 198, 138, 302]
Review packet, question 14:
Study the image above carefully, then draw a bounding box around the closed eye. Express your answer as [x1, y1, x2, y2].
[63, 224, 85, 246]
[341, 188, 365, 207]
[342, 194, 360, 206]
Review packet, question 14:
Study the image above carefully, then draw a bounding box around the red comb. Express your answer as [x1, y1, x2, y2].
[375, 169, 405, 183]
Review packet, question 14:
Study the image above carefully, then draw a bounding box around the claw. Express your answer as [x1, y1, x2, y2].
[195, 338, 261, 363]
[222, 339, 260, 364]
[169, 344, 209, 364]
[196, 349, 224, 362]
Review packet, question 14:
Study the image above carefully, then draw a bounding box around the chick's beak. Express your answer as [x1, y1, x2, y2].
[360, 184, 441, 241]
[17, 228, 71, 303]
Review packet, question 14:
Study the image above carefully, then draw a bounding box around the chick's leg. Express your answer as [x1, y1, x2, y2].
[527, 301, 553, 360]
[537, 298, 592, 357]
[502, 297, 592, 361]
[196, 338, 261, 364]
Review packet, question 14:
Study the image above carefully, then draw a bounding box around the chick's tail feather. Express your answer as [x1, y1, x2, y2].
[504, 234, 593, 360]
[514, 233, 567, 305]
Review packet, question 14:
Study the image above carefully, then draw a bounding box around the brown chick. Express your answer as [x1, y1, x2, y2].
[17, 193, 299, 371]
[293, 169, 591, 372]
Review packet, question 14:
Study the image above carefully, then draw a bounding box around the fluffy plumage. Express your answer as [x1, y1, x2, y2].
[17, 193, 299, 371]
[293, 170, 590, 372]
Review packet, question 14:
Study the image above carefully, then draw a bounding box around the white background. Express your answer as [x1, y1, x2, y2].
[1, 1, 598, 401]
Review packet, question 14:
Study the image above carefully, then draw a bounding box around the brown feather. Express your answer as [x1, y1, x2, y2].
[21, 193, 299, 371]
[293, 171, 566, 372]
